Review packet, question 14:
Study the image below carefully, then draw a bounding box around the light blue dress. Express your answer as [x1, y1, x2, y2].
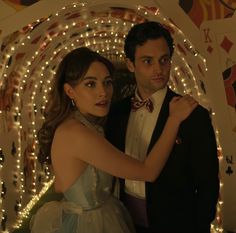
[30, 112, 135, 233]
[30, 166, 135, 233]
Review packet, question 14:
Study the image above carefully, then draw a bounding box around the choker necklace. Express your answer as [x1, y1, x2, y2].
[73, 110, 104, 135]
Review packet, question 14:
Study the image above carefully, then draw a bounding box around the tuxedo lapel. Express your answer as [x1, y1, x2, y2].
[107, 96, 132, 152]
[118, 102, 131, 151]
[148, 89, 177, 153]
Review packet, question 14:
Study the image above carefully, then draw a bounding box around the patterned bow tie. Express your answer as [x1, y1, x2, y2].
[131, 97, 154, 113]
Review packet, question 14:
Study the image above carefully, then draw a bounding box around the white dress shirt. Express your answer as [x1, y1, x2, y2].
[125, 87, 167, 199]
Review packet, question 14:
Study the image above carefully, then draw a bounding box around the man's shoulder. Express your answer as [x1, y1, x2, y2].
[186, 104, 212, 126]
[193, 104, 210, 116]
[168, 89, 210, 117]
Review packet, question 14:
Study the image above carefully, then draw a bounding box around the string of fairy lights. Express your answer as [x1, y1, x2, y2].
[0, 1, 223, 232]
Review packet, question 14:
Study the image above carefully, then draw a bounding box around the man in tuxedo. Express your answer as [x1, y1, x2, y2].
[106, 21, 219, 233]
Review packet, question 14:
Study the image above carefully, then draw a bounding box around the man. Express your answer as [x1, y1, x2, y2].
[106, 21, 219, 233]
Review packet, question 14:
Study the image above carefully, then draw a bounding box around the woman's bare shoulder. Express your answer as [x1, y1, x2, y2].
[55, 117, 87, 138]
[51, 118, 88, 158]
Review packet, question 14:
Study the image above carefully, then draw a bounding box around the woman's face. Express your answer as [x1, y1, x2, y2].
[65, 61, 113, 117]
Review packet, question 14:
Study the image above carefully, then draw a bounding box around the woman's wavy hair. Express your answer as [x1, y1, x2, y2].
[37, 47, 114, 164]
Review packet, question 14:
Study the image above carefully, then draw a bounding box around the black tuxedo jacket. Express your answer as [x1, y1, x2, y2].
[106, 88, 219, 233]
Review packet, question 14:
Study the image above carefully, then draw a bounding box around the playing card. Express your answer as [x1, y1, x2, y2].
[200, 16, 236, 232]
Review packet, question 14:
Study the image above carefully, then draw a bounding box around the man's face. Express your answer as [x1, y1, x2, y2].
[127, 37, 171, 99]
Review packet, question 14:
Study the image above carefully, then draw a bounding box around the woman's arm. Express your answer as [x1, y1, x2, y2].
[59, 95, 198, 182]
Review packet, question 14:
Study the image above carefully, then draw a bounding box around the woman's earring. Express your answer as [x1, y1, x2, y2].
[71, 99, 75, 106]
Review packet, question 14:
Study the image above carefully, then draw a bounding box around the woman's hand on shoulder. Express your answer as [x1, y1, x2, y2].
[169, 95, 198, 123]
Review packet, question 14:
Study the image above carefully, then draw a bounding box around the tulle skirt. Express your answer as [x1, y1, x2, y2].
[30, 196, 135, 233]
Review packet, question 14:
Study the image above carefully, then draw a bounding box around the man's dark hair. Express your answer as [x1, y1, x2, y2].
[124, 21, 174, 62]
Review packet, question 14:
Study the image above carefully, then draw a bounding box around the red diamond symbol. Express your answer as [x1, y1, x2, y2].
[221, 36, 233, 53]
[207, 45, 213, 54]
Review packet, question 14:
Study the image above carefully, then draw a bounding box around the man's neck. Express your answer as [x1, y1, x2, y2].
[136, 89, 153, 100]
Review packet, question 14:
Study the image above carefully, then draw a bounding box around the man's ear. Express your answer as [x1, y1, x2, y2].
[63, 83, 74, 99]
[126, 58, 135, 73]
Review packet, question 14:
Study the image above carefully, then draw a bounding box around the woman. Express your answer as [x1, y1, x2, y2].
[30, 47, 197, 233]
